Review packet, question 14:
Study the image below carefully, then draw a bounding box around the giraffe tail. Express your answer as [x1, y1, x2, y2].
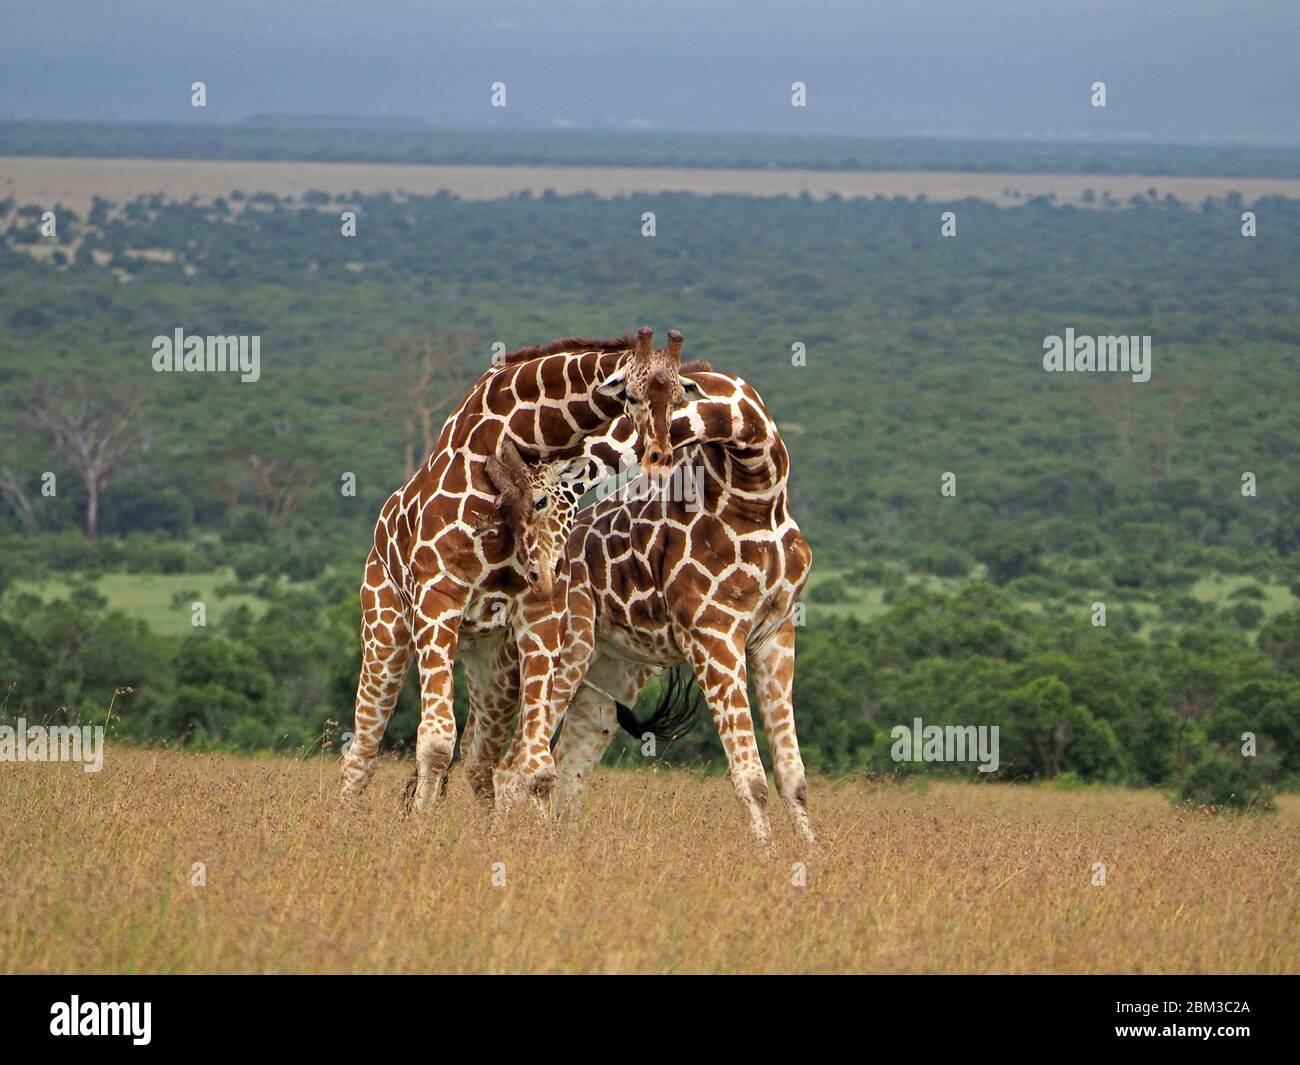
[615, 666, 702, 742]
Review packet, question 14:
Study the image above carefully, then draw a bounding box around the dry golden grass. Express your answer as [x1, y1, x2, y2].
[6, 155, 1300, 214]
[1, 747, 1296, 974]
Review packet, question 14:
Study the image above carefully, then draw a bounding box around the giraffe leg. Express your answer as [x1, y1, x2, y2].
[496, 582, 598, 806]
[341, 550, 412, 801]
[682, 633, 772, 845]
[459, 630, 520, 806]
[495, 583, 597, 816]
[750, 618, 815, 844]
[553, 654, 652, 819]
[538, 582, 597, 760]
[491, 592, 570, 817]
[491, 611, 563, 817]
[410, 581, 465, 813]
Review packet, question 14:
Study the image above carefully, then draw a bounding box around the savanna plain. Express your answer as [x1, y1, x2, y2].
[2, 747, 1296, 974]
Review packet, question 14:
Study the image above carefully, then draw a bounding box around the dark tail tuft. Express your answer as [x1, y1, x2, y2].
[615, 666, 703, 741]
[615, 700, 643, 736]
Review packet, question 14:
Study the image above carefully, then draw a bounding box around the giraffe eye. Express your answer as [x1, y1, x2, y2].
[533, 496, 548, 512]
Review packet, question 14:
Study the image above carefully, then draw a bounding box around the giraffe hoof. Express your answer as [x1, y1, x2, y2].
[465, 764, 496, 806]
[492, 767, 527, 815]
[526, 767, 556, 800]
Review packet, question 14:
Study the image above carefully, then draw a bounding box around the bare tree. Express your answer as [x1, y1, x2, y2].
[26, 378, 150, 540]
[1087, 379, 1140, 476]
[0, 468, 37, 528]
[1088, 365, 1217, 481]
[232, 449, 320, 528]
[365, 326, 484, 478]
[0, 422, 37, 529]
[1149, 366, 1217, 479]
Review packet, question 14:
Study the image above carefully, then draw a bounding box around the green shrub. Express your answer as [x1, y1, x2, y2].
[845, 561, 886, 585]
[974, 529, 1042, 584]
[808, 578, 852, 604]
[1228, 602, 1265, 630]
[101, 482, 193, 537]
[911, 545, 973, 578]
[1258, 609, 1300, 676]
[222, 507, 275, 545]
[1178, 750, 1276, 812]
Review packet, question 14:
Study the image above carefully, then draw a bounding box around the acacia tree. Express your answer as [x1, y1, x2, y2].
[0, 470, 36, 527]
[366, 326, 484, 478]
[27, 378, 151, 541]
[1088, 367, 1216, 481]
[228, 448, 320, 529]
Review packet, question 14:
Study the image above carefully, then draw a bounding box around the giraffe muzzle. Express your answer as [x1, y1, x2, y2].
[641, 443, 675, 478]
[528, 568, 554, 599]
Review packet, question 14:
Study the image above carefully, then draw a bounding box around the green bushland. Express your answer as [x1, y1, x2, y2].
[5, 120, 1300, 177]
[1, 166, 1297, 802]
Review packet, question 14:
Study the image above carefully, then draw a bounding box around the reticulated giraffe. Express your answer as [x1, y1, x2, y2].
[477, 356, 815, 843]
[340, 328, 703, 811]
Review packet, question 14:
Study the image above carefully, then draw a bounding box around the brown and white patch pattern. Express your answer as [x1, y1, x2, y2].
[340, 329, 695, 812]
[480, 365, 815, 843]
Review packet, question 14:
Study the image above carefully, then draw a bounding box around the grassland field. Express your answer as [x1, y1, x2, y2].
[15, 567, 1296, 639]
[1, 748, 1296, 974]
[3, 142, 1298, 978]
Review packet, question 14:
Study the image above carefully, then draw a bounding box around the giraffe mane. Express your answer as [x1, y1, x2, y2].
[680, 359, 713, 373]
[499, 335, 634, 366]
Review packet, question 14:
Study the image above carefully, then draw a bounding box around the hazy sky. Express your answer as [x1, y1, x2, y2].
[2, 0, 1297, 143]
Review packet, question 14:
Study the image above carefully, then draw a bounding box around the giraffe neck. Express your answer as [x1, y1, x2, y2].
[470, 349, 627, 460]
[577, 373, 791, 528]
[677, 375, 789, 525]
[692, 435, 788, 526]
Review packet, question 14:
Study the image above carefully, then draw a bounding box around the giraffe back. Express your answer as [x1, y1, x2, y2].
[370, 337, 641, 609]
[570, 368, 811, 663]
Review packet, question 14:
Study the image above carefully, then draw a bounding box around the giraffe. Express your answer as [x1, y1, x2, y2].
[480, 358, 816, 843]
[453, 439, 594, 804]
[339, 327, 703, 812]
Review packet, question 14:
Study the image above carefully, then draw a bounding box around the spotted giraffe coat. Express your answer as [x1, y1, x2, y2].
[476, 365, 816, 843]
[340, 329, 700, 810]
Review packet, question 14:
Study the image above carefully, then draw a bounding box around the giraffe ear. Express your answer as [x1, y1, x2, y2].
[680, 377, 706, 402]
[484, 454, 509, 496]
[485, 451, 525, 528]
[596, 368, 628, 398]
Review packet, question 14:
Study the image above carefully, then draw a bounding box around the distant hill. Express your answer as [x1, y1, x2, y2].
[240, 113, 433, 129]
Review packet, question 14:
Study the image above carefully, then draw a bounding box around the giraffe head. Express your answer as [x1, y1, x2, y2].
[485, 437, 590, 599]
[596, 327, 703, 478]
